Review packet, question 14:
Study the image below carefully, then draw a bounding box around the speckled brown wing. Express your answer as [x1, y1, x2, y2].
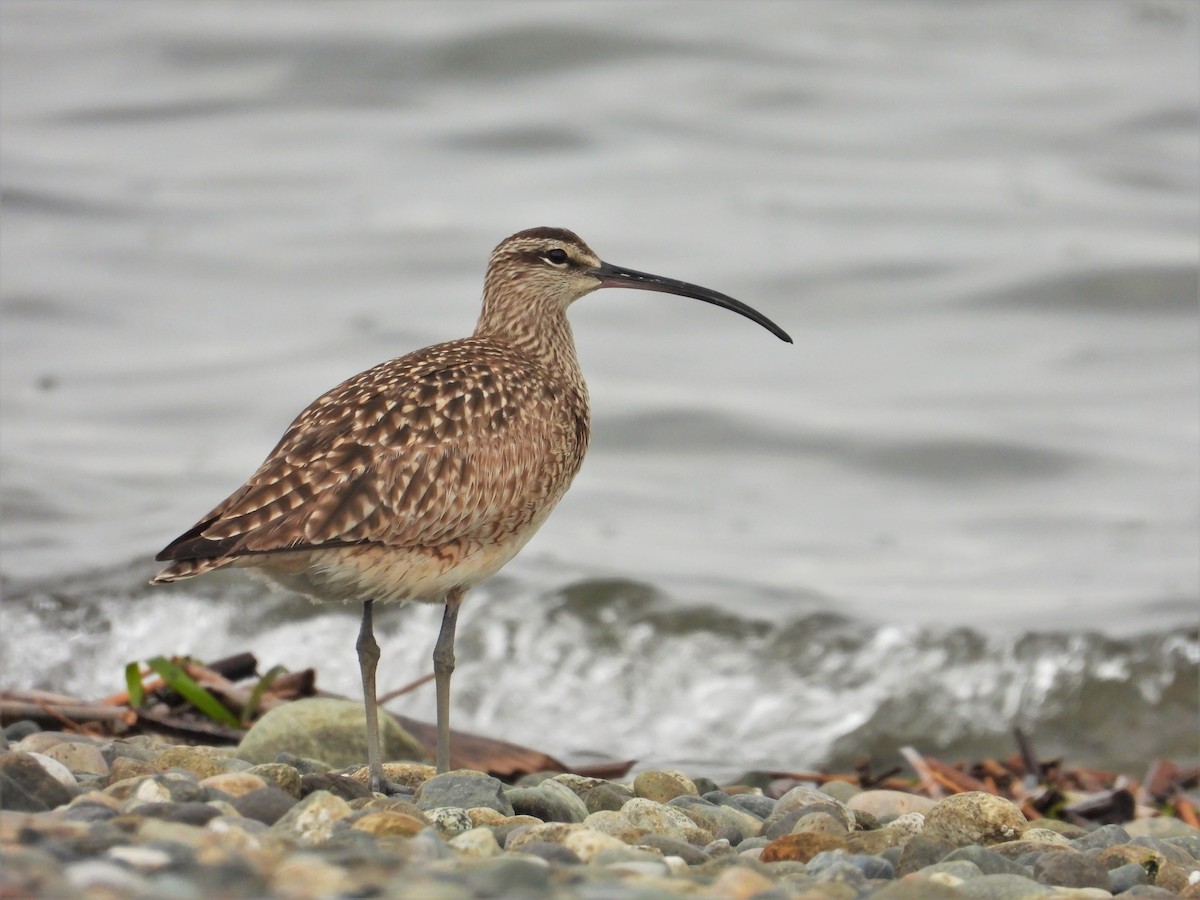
[154, 338, 589, 574]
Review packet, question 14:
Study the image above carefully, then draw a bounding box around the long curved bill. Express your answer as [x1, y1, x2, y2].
[591, 261, 792, 344]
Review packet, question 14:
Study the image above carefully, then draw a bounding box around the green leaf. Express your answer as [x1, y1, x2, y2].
[242, 664, 288, 726]
[146, 656, 240, 728]
[124, 662, 145, 709]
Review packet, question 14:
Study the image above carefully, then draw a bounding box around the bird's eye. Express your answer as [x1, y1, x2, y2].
[544, 248, 569, 265]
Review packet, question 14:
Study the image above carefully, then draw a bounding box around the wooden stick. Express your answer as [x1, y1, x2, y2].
[899, 747, 944, 798]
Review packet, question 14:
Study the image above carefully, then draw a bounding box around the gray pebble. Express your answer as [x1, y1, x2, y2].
[231, 786, 297, 825]
[0, 751, 77, 811]
[1070, 823, 1132, 851]
[953, 872, 1054, 898]
[1107, 861, 1149, 892]
[1032, 847, 1111, 890]
[895, 834, 957, 875]
[506, 779, 588, 823]
[416, 771, 514, 815]
[584, 782, 634, 813]
[637, 834, 709, 865]
[944, 843, 1031, 877]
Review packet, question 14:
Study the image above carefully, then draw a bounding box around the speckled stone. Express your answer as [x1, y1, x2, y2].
[245, 763, 303, 797]
[924, 792, 1028, 847]
[581, 809, 647, 843]
[621, 798, 711, 843]
[422, 805, 474, 836]
[39, 741, 109, 778]
[632, 770, 698, 803]
[269, 789, 353, 845]
[154, 745, 241, 780]
[561, 828, 628, 862]
[449, 826, 502, 858]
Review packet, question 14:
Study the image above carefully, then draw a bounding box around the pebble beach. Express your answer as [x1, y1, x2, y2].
[3, 715, 1198, 899]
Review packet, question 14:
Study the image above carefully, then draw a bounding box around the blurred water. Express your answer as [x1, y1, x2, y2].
[2, 0, 1197, 772]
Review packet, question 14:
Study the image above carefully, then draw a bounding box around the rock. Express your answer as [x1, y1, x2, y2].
[40, 741, 109, 778]
[943, 843, 1031, 876]
[422, 805, 474, 836]
[510, 841, 582, 865]
[548, 773, 608, 801]
[719, 792, 775, 820]
[506, 778, 588, 823]
[621, 797, 711, 843]
[0, 751, 76, 811]
[201, 772, 268, 798]
[237, 698, 425, 768]
[639, 834, 710, 865]
[231, 786, 298, 825]
[132, 800, 221, 826]
[669, 795, 762, 841]
[1070, 823, 1132, 851]
[504, 821, 577, 850]
[449, 826, 503, 858]
[895, 834, 958, 875]
[762, 792, 855, 838]
[632, 769, 698, 803]
[271, 854, 354, 898]
[708, 865, 778, 899]
[107, 757, 157, 784]
[245, 763, 302, 797]
[848, 789, 937, 819]
[344, 762, 436, 791]
[759, 831, 848, 862]
[581, 809, 647, 843]
[298, 772, 374, 802]
[270, 789, 353, 844]
[351, 809, 427, 837]
[792, 810, 852, 836]
[952, 872, 1054, 898]
[919, 859, 985, 883]
[1033, 847, 1111, 889]
[154, 745, 238, 780]
[415, 771, 514, 815]
[562, 828, 628, 862]
[807, 848, 895, 880]
[845, 812, 925, 855]
[584, 782, 634, 813]
[869, 879, 969, 899]
[924, 791, 1028, 847]
[1107, 861, 1150, 893]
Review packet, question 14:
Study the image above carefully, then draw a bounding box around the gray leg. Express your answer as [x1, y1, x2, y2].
[432, 589, 464, 773]
[356, 599, 384, 792]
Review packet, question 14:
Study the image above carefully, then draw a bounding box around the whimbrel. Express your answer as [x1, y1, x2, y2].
[153, 227, 791, 789]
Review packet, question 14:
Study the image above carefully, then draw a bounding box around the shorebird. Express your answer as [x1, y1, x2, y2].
[153, 227, 791, 789]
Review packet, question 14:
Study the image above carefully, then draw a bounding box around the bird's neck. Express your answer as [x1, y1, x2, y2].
[470, 304, 583, 388]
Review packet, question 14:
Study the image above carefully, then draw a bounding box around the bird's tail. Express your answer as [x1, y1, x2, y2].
[150, 557, 233, 584]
